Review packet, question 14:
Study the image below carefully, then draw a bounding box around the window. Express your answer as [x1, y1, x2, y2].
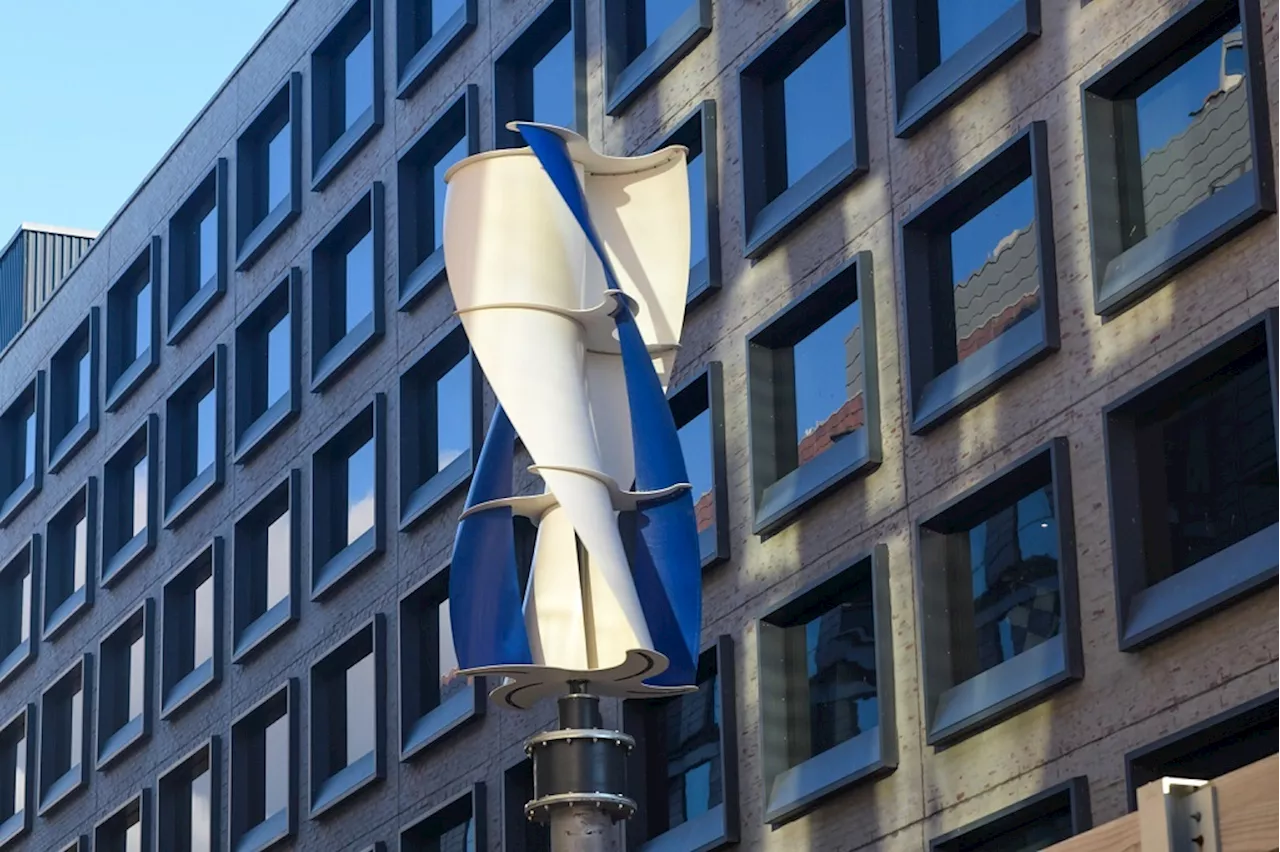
[42, 480, 95, 641]
[37, 655, 89, 815]
[891, 0, 1039, 136]
[757, 546, 896, 825]
[233, 471, 300, 662]
[234, 269, 300, 461]
[399, 564, 482, 759]
[309, 616, 384, 817]
[503, 759, 548, 852]
[312, 183, 384, 390]
[311, 395, 385, 599]
[1125, 691, 1276, 809]
[746, 252, 880, 537]
[670, 363, 729, 567]
[167, 160, 228, 343]
[493, 0, 586, 148]
[397, 86, 478, 309]
[900, 123, 1059, 433]
[104, 239, 160, 411]
[164, 346, 226, 528]
[161, 540, 221, 718]
[230, 681, 297, 851]
[0, 373, 43, 525]
[396, 0, 477, 97]
[400, 785, 483, 850]
[1082, 0, 1274, 316]
[102, 415, 157, 587]
[648, 100, 720, 306]
[917, 439, 1081, 746]
[399, 323, 479, 527]
[48, 308, 99, 473]
[311, 0, 384, 189]
[1104, 312, 1277, 650]
[0, 706, 32, 847]
[929, 778, 1090, 852]
[0, 537, 36, 687]
[157, 739, 218, 852]
[623, 637, 739, 850]
[603, 0, 710, 114]
[94, 792, 148, 852]
[236, 73, 302, 269]
[96, 600, 152, 769]
[738, 0, 867, 258]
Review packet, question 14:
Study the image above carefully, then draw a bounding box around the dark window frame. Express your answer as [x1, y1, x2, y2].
[502, 757, 549, 852]
[156, 737, 220, 852]
[492, 0, 589, 149]
[232, 470, 302, 663]
[738, 0, 868, 259]
[396, 85, 480, 311]
[311, 0, 385, 191]
[928, 777, 1091, 851]
[668, 362, 729, 568]
[900, 122, 1059, 434]
[0, 535, 38, 689]
[163, 345, 227, 529]
[1103, 311, 1278, 651]
[0, 704, 33, 847]
[94, 598, 154, 770]
[1081, 0, 1276, 317]
[746, 251, 881, 538]
[311, 393, 386, 600]
[234, 268, 302, 463]
[93, 789, 150, 852]
[311, 183, 386, 391]
[101, 414, 159, 588]
[915, 438, 1083, 747]
[0, 371, 43, 527]
[159, 538, 223, 720]
[756, 545, 897, 826]
[399, 783, 486, 849]
[41, 478, 96, 642]
[104, 237, 161, 412]
[603, 0, 711, 115]
[47, 308, 99, 474]
[166, 159, 229, 344]
[890, 0, 1040, 138]
[396, 0, 478, 98]
[229, 679, 299, 852]
[36, 654, 91, 816]
[236, 73, 303, 271]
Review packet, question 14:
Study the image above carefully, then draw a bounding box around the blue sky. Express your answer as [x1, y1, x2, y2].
[0, 2, 287, 242]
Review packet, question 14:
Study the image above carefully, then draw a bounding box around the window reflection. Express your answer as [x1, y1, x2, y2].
[266, 509, 291, 609]
[73, 513, 88, 590]
[344, 231, 374, 334]
[68, 685, 83, 770]
[194, 573, 214, 668]
[687, 149, 707, 267]
[802, 591, 878, 758]
[936, 0, 1018, 63]
[191, 761, 212, 852]
[782, 30, 851, 189]
[18, 570, 31, 644]
[436, 355, 471, 471]
[11, 729, 24, 815]
[76, 347, 91, 422]
[644, 0, 689, 46]
[197, 387, 216, 474]
[793, 299, 863, 465]
[659, 668, 721, 831]
[131, 455, 148, 537]
[20, 409, 35, 479]
[263, 713, 289, 818]
[134, 280, 151, 361]
[677, 409, 714, 534]
[347, 438, 376, 543]
[267, 122, 291, 212]
[345, 653, 377, 764]
[533, 33, 574, 130]
[344, 29, 374, 125]
[437, 598, 463, 701]
[198, 205, 218, 289]
[128, 630, 146, 720]
[433, 137, 468, 250]
[266, 312, 290, 407]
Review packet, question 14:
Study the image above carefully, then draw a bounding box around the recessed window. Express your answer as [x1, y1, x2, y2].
[0, 705, 32, 847]
[312, 184, 384, 390]
[167, 160, 228, 343]
[96, 600, 152, 769]
[929, 777, 1090, 852]
[311, 395, 385, 599]
[0, 373, 43, 526]
[623, 637, 739, 849]
[917, 439, 1081, 746]
[757, 546, 896, 825]
[1082, 0, 1274, 315]
[670, 362, 729, 567]
[0, 537, 36, 687]
[233, 471, 300, 662]
[399, 564, 481, 759]
[739, 0, 867, 258]
[157, 739, 218, 852]
[400, 785, 483, 850]
[746, 253, 880, 537]
[161, 540, 221, 719]
[891, 0, 1039, 136]
[42, 479, 95, 641]
[649, 100, 720, 306]
[397, 86, 478, 309]
[48, 309, 99, 473]
[1104, 312, 1278, 650]
[396, 0, 478, 97]
[493, 0, 585, 148]
[901, 124, 1058, 433]
[37, 655, 89, 815]
[236, 73, 302, 269]
[311, 0, 384, 189]
[603, 0, 710, 114]
[164, 346, 226, 528]
[102, 415, 157, 587]
[104, 239, 160, 412]
[503, 759, 549, 852]
[230, 681, 297, 851]
[309, 616, 384, 817]
[94, 792, 148, 852]
[234, 269, 300, 461]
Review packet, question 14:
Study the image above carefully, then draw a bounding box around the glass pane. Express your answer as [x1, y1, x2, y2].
[803, 591, 878, 757]
[968, 808, 1074, 852]
[267, 123, 291, 211]
[662, 670, 721, 830]
[434, 136, 469, 251]
[345, 653, 376, 765]
[264, 714, 289, 818]
[436, 817, 475, 852]
[22, 411, 35, 479]
[134, 282, 151, 361]
[966, 484, 1061, 675]
[645, 0, 688, 46]
[344, 29, 374, 126]
[344, 231, 374, 334]
[793, 299, 863, 465]
[438, 597, 463, 701]
[267, 313, 291, 407]
[266, 510, 291, 609]
[76, 350, 91, 421]
[125, 819, 142, 852]
[436, 355, 471, 471]
[191, 763, 212, 852]
[432, 0, 464, 29]
[197, 387, 217, 474]
[783, 30, 852, 187]
[19, 571, 30, 644]
[347, 438, 376, 544]
[936, 0, 1019, 63]
[12, 731, 24, 814]
[132, 456, 148, 537]
[687, 149, 708, 267]
[677, 409, 714, 533]
[69, 688, 83, 768]
[129, 633, 146, 719]
[532, 32, 574, 130]
[194, 574, 214, 668]
[198, 205, 218, 288]
[949, 176, 1037, 362]
[73, 514, 88, 590]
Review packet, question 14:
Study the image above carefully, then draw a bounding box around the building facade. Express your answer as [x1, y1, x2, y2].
[0, 0, 1276, 849]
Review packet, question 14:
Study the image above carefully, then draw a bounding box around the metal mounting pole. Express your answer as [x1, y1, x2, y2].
[525, 682, 636, 852]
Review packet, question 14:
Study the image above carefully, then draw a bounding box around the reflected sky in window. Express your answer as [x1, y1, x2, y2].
[803, 597, 878, 755]
[1137, 27, 1242, 159]
[432, 0, 464, 28]
[533, 32, 574, 130]
[266, 509, 291, 609]
[783, 29, 851, 187]
[21, 410, 35, 478]
[645, 0, 689, 46]
[191, 762, 212, 852]
[198, 205, 218, 289]
[264, 713, 289, 818]
[194, 573, 214, 668]
[434, 136, 468, 251]
[11, 730, 24, 814]
[77, 347, 91, 421]
[73, 513, 88, 590]
[129, 632, 146, 720]
[438, 597, 464, 700]
[344, 231, 374, 334]
[347, 438, 376, 544]
[68, 687, 83, 770]
[677, 408, 713, 525]
[687, 149, 707, 267]
[197, 387, 216, 474]
[662, 667, 721, 829]
[132, 455, 148, 537]
[793, 299, 861, 449]
[134, 281, 151, 361]
[267, 312, 290, 407]
[267, 123, 291, 211]
[436, 355, 471, 471]
[19, 571, 30, 645]
[344, 29, 374, 126]
[345, 653, 376, 765]
[936, 0, 1018, 63]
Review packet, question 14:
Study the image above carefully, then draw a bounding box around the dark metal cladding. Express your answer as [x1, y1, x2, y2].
[0, 225, 95, 351]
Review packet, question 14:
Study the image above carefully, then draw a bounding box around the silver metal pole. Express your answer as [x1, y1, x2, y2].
[549, 803, 614, 852]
